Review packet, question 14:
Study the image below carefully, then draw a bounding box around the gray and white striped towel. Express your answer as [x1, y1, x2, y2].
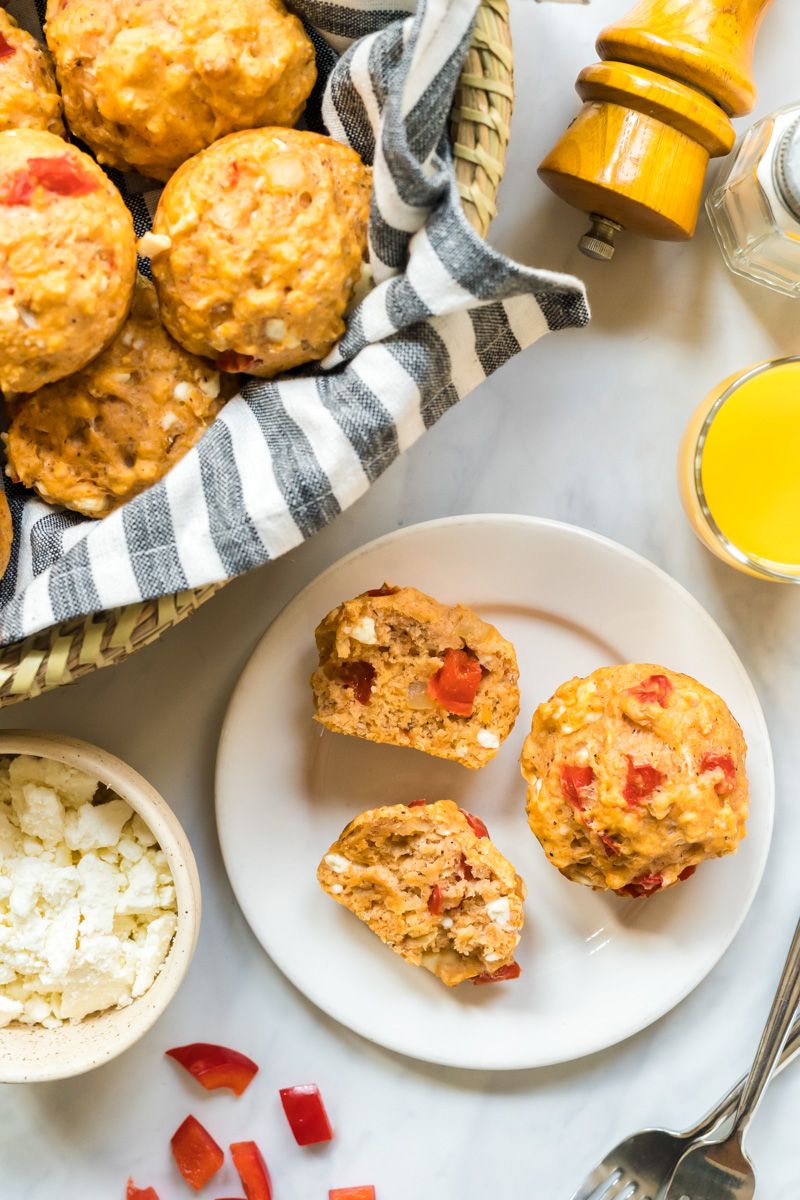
[1, 0, 589, 645]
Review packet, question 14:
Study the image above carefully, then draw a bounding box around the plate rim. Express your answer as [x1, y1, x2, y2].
[215, 514, 775, 1070]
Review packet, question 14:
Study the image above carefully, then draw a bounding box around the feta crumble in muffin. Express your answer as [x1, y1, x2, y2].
[311, 585, 520, 768]
[519, 664, 749, 896]
[317, 800, 526, 986]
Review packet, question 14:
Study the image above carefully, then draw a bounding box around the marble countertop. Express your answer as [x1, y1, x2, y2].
[4, 1, 800, 1197]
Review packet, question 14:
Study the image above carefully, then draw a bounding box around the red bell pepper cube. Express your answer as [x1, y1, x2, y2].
[279, 1084, 334, 1145]
[171, 1115, 224, 1191]
[230, 1141, 273, 1200]
[127, 1181, 160, 1200]
[329, 1189, 376, 1200]
[166, 1043, 259, 1095]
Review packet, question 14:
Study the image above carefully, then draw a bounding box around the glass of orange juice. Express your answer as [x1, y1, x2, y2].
[679, 357, 800, 582]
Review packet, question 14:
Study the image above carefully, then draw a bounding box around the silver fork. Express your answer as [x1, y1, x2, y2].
[569, 1005, 800, 1200]
[661, 913, 800, 1200]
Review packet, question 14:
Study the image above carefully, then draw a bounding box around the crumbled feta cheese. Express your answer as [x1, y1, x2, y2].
[441, 916, 454, 930]
[324, 854, 351, 874]
[485, 897, 512, 928]
[265, 318, 286, 342]
[136, 231, 172, 258]
[330, 884, 343, 894]
[476, 729, 500, 750]
[64, 798, 133, 852]
[198, 373, 221, 399]
[0, 756, 177, 1028]
[172, 381, 192, 402]
[343, 616, 378, 645]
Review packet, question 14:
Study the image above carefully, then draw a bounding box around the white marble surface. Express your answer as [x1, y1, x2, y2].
[3, 1, 800, 1196]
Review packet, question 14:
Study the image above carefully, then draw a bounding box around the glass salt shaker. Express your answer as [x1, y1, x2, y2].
[707, 103, 800, 297]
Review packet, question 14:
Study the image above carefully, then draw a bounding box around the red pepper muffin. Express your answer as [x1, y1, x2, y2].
[317, 800, 526, 987]
[0, 10, 64, 136]
[45, 0, 316, 181]
[0, 128, 136, 393]
[311, 584, 520, 768]
[4, 277, 235, 517]
[150, 128, 371, 377]
[519, 663, 749, 896]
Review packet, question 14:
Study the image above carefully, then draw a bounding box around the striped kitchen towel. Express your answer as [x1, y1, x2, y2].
[0, 0, 589, 644]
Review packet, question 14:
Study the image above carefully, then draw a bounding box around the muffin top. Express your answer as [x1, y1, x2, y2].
[45, 0, 316, 180]
[520, 663, 749, 895]
[0, 128, 136, 393]
[0, 9, 64, 137]
[151, 128, 371, 376]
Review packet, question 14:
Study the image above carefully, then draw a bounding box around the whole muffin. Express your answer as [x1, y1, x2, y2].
[318, 800, 526, 987]
[0, 10, 64, 136]
[311, 584, 520, 769]
[0, 129, 136, 393]
[5, 277, 235, 517]
[45, 0, 316, 181]
[150, 128, 371, 377]
[520, 664, 749, 896]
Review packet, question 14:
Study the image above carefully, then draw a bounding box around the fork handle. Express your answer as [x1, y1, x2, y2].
[685, 1010, 800, 1138]
[730, 913, 800, 1134]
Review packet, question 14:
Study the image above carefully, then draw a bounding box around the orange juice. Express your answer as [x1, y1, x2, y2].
[678, 358, 800, 581]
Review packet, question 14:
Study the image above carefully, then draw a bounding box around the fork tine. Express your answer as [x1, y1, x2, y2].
[584, 1172, 639, 1200]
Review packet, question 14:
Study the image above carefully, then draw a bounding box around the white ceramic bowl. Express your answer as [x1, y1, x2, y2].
[0, 731, 201, 1083]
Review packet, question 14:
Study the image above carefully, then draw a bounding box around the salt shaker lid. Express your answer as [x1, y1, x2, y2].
[775, 118, 800, 219]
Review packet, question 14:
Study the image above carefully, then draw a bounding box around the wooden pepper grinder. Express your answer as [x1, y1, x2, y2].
[538, 0, 775, 259]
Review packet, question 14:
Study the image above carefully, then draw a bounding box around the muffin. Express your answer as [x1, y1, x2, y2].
[318, 800, 526, 986]
[0, 129, 136, 393]
[0, 10, 64, 136]
[311, 584, 520, 768]
[45, 0, 316, 181]
[4, 277, 235, 517]
[150, 128, 371, 376]
[520, 664, 749, 896]
[0, 486, 12, 579]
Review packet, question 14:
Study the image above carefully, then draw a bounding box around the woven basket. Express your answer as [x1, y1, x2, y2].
[0, 0, 514, 708]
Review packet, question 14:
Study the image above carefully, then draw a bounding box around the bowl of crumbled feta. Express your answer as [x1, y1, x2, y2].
[0, 731, 200, 1082]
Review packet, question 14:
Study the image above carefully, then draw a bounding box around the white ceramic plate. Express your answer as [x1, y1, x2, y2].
[216, 516, 773, 1070]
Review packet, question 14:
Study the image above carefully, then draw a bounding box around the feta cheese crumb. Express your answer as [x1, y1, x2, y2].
[343, 616, 378, 645]
[331, 884, 343, 894]
[136, 231, 172, 258]
[0, 756, 177, 1029]
[485, 897, 512, 928]
[198, 373, 221, 399]
[324, 854, 351, 874]
[441, 916, 454, 930]
[172, 381, 192, 402]
[476, 729, 500, 750]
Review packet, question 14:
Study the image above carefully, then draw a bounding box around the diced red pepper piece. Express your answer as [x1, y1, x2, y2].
[427, 648, 482, 716]
[460, 808, 489, 839]
[408, 798, 430, 808]
[472, 961, 522, 984]
[617, 873, 664, 898]
[171, 1116, 224, 1191]
[428, 883, 444, 915]
[28, 155, 98, 196]
[699, 752, 737, 795]
[0, 169, 34, 206]
[559, 764, 595, 811]
[679, 865, 697, 882]
[339, 660, 375, 704]
[127, 1181, 160, 1200]
[230, 1142, 272, 1200]
[364, 584, 397, 597]
[216, 350, 255, 372]
[627, 674, 672, 708]
[165, 1043, 259, 1096]
[0, 33, 16, 60]
[623, 757, 664, 806]
[600, 833, 622, 857]
[279, 1084, 334, 1146]
[330, 1190, 376, 1200]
